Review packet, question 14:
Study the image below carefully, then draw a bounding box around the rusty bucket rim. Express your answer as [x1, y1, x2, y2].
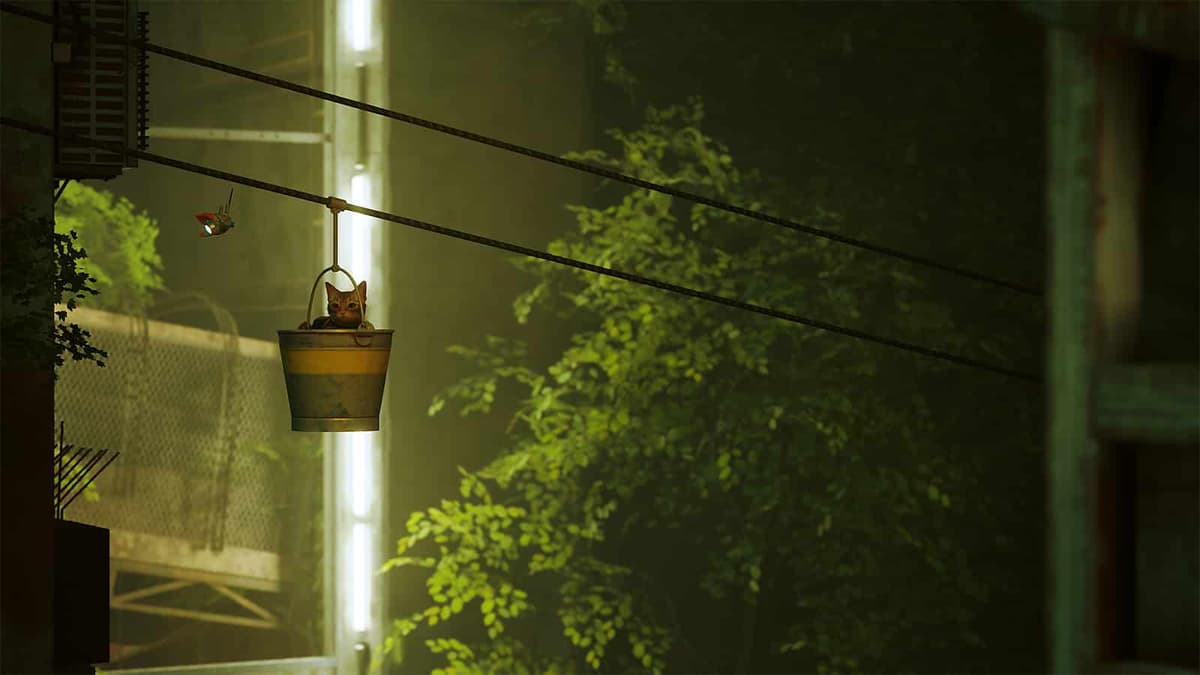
[278, 328, 395, 335]
[292, 416, 380, 432]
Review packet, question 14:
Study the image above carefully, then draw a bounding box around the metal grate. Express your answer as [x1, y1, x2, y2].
[56, 308, 290, 554]
[135, 9, 149, 150]
[53, 0, 140, 178]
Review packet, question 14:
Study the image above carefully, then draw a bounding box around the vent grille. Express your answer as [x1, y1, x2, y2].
[135, 10, 149, 150]
[54, 0, 139, 179]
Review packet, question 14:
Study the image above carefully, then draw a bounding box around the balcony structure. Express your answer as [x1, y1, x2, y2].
[56, 307, 319, 666]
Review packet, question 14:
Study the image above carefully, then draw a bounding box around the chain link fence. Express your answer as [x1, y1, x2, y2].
[56, 306, 291, 554]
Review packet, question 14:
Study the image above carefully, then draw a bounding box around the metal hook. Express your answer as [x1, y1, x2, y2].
[327, 196, 347, 272]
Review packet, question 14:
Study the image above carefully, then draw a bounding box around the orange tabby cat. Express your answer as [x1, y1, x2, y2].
[300, 281, 375, 329]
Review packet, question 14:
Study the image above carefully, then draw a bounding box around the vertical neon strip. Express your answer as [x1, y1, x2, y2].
[348, 522, 373, 633]
[345, 173, 374, 287]
[346, 0, 372, 53]
[321, 0, 336, 655]
[332, 0, 387, 667]
[348, 432, 374, 519]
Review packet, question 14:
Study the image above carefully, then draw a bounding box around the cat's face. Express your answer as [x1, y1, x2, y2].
[325, 280, 366, 328]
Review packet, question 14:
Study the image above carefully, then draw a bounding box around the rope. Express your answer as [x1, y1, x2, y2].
[2, 116, 1039, 383]
[0, 1, 1041, 298]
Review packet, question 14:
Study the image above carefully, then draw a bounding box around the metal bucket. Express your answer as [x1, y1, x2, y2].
[277, 265, 392, 432]
[277, 328, 392, 431]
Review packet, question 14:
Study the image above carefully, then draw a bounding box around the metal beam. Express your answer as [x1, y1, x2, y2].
[1096, 364, 1200, 444]
[208, 582, 277, 623]
[110, 601, 278, 630]
[112, 579, 194, 605]
[71, 308, 279, 360]
[109, 529, 280, 591]
[148, 126, 327, 144]
[1046, 28, 1102, 675]
[112, 559, 278, 595]
[1022, 1, 1200, 61]
[108, 568, 281, 631]
[99, 655, 337, 675]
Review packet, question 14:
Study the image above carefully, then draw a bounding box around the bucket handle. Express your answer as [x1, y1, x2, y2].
[303, 265, 372, 340]
[303, 197, 374, 344]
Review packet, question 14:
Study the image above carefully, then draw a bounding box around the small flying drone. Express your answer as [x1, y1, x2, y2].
[196, 188, 236, 237]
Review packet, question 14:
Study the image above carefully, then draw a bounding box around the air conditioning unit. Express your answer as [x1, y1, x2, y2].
[52, 0, 149, 180]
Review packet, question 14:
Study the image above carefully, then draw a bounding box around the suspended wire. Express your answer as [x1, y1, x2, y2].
[1, 116, 1040, 383]
[0, 2, 1041, 298]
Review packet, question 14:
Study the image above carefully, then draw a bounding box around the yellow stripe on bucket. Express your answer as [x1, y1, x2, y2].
[282, 348, 391, 375]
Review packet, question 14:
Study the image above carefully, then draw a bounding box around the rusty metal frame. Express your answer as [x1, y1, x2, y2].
[109, 528, 280, 589]
[1045, 14, 1199, 675]
[110, 572, 278, 630]
[1045, 27, 1103, 674]
[99, 655, 337, 674]
[103, 528, 283, 629]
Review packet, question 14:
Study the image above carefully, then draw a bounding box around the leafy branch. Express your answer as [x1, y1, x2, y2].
[385, 98, 1024, 674]
[1, 209, 108, 376]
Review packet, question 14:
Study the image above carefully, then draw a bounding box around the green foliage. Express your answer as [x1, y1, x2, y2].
[2, 185, 165, 375]
[516, 0, 637, 99]
[52, 229, 108, 366]
[1, 208, 108, 375]
[386, 100, 1033, 673]
[54, 182, 165, 313]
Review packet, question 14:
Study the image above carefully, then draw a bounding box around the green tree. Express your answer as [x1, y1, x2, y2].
[384, 101, 1036, 674]
[3, 185, 165, 375]
[1, 209, 107, 374]
[54, 182, 165, 313]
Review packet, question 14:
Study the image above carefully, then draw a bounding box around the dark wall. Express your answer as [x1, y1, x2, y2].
[1133, 55, 1199, 668]
[1, 2, 57, 671]
[382, 0, 593, 639]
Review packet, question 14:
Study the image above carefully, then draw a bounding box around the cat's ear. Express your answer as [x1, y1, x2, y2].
[325, 281, 338, 300]
[356, 280, 367, 299]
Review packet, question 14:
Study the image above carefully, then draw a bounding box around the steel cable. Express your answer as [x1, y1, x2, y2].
[0, 1, 1042, 297]
[2, 116, 1040, 383]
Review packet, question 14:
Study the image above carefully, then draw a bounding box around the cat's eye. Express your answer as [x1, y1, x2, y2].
[348, 302, 358, 309]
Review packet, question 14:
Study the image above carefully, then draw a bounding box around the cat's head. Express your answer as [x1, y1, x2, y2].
[325, 280, 367, 328]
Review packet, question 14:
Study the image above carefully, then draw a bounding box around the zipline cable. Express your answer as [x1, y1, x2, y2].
[2, 116, 1040, 384]
[0, 2, 1042, 298]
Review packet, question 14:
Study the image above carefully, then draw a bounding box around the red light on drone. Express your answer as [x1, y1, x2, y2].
[197, 189, 236, 238]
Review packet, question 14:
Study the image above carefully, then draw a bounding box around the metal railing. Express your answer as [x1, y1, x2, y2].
[98, 655, 336, 675]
